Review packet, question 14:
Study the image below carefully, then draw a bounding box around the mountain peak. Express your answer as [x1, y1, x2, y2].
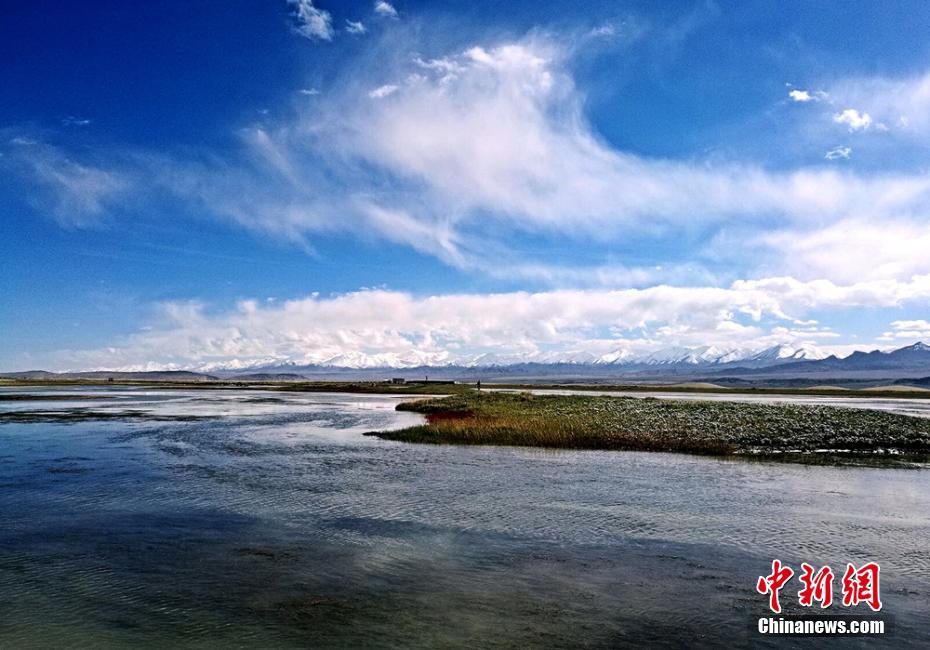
[891, 341, 930, 355]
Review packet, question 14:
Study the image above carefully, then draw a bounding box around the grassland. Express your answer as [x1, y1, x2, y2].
[369, 392, 930, 465]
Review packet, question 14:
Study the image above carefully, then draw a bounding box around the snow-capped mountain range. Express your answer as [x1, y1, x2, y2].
[196, 342, 832, 373]
[7, 343, 930, 380]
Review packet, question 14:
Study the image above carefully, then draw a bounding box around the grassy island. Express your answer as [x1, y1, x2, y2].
[369, 392, 930, 465]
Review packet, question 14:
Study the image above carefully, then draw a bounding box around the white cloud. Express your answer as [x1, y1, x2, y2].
[588, 24, 616, 38]
[15, 36, 930, 288]
[374, 1, 398, 18]
[826, 71, 930, 139]
[345, 19, 367, 34]
[51, 274, 930, 371]
[890, 319, 930, 330]
[787, 88, 827, 103]
[833, 108, 872, 131]
[307, 39, 930, 247]
[368, 84, 398, 98]
[61, 116, 92, 126]
[824, 146, 851, 160]
[287, 0, 334, 41]
[758, 218, 930, 284]
[1, 138, 127, 227]
[299, 88, 321, 96]
[879, 320, 930, 342]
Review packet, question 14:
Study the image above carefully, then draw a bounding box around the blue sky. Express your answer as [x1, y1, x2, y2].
[3, 0, 930, 370]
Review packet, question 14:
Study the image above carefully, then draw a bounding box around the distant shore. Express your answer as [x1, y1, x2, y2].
[3, 378, 930, 400]
[368, 392, 930, 467]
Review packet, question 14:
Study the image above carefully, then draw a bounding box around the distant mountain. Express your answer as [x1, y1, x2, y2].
[719, 342, 930, 378]
[4, 343, 928, 384]
[586, 343, 827, 369]
[227, 373, 308, 381]
[199, 343, 832, 373]
[0, 370, 216, 382]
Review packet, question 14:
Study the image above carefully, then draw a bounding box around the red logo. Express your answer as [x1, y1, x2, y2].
[797, 563, 834, 608]
[757, 560, 881, 613]
[756, 559, 794, 614]
[841, 562, 882, 612]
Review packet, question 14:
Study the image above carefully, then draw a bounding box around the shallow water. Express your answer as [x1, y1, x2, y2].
[1, 388, 928, 648]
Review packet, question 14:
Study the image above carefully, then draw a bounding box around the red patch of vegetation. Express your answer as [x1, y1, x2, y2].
[426, 410, 474, 424]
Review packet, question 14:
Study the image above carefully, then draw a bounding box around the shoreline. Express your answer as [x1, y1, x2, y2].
[3, 378, 930, 400]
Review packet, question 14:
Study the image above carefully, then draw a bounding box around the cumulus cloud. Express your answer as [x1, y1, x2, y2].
[833, 108, 872, 131]
[287, 0, 334, 41]
[374, 1, 398, 18]
[787, 88, 827, 103]
[50, 274, 930, 371]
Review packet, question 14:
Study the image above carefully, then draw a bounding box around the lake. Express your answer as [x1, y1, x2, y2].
[1, 387, 928, 648]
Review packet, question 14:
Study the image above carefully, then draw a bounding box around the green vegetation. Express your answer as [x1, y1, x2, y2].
[369, 392, 930, 465]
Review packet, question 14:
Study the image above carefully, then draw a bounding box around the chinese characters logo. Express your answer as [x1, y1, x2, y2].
[756, 560, 882, 613]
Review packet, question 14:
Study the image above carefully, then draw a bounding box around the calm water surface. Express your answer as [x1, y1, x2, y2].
[1, 387, 928, 648]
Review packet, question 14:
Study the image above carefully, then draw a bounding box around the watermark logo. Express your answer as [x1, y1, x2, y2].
[756, 559, 881, 613]
[755, 560, 887, 637]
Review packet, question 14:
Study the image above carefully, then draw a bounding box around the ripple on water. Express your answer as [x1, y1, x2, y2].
[1, 388, 929, 647]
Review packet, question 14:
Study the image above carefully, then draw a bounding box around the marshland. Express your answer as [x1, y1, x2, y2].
[374, 391, 930, 465]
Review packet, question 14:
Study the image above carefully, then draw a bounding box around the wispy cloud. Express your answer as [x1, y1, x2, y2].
[758, 218, 930, 283]
[824, 145, 851, 160]
[1, 137, 127, 227]
[345, 19, 367, 34]
[368, 83, 398, 98]
[13, 33, 930, 290]
[287, 0, 334, 41]
[61, 116, 92, 126]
